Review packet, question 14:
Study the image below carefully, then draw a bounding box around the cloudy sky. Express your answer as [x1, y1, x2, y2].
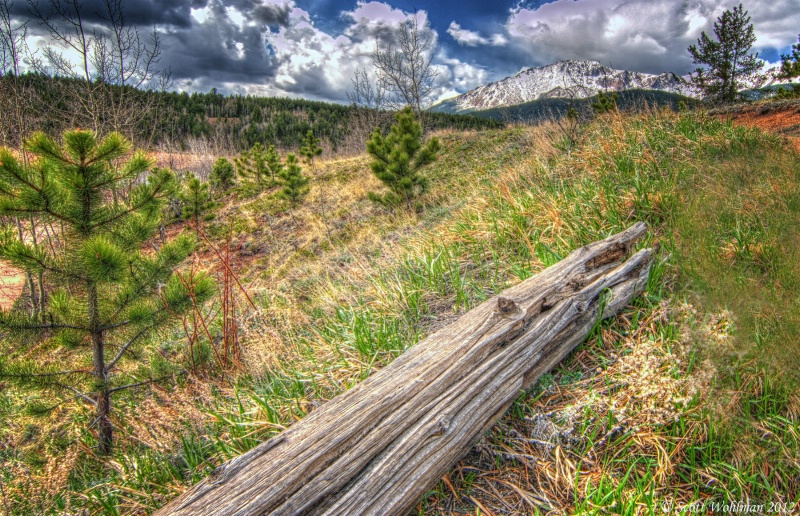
[13, 0, 800, 103]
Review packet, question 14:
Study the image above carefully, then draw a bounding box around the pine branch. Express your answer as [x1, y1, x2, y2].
[1, 368, 90, 378]
[0, 242, 85, 280]
[0, 317, 89, 332]
[54, 383, 97, 406]
[89, 177, 169, 230]
[105, 322, 159, 373]
[0, 204, 79, 228]
[108, 372, 183, 394]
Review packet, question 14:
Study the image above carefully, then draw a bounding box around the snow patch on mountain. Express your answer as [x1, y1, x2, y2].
[441, 60, 687, 112]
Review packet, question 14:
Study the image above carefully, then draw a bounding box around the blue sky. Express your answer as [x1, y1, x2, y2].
[14, 0, 800, 103]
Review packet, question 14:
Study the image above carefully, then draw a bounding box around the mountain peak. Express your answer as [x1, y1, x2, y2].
[436, 61, 686, 113]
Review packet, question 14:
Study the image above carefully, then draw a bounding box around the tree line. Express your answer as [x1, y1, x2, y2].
[0, 73, 503, 152]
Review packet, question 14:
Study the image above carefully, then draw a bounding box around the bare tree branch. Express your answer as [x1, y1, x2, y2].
[372, 15, 438, 119]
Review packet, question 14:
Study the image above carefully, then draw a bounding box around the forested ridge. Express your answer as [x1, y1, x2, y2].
[0, 73, 503, 152]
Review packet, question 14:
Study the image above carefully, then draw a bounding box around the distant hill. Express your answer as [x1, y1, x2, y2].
[432, 60, 688, 114]
[0, 74, 503, 153]
[468, 89, 697, 123]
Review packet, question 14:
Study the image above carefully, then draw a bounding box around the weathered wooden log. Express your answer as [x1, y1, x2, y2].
[159, 222, 653, 516]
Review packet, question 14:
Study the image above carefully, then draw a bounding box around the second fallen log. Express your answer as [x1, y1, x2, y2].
[159, 222, 654, 516]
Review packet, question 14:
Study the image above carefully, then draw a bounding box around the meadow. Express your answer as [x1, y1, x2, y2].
[2, 103, 799, 514]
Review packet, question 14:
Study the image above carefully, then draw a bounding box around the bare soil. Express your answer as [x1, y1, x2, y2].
[0, 262, 25, 311]
[715, 100, 800, 151]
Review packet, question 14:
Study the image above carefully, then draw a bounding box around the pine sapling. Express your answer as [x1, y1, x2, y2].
[777, 35, 800, 98]
[592, 91, 619, 113]
[264, 144, 283, 184]
[211, 157, 236, 192]
[235, 142, 270, 188]
[366, 107, 440, 210]
[179, 173, 214, 229]
[0, 130, 213, 454]
[277, 153, 310, 210]
[299, 130, 331, 240]
[277, 153, 309, 247]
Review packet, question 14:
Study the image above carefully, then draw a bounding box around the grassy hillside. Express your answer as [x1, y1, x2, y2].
[419, 105, 800, 513]
[1, 104, 799, 514]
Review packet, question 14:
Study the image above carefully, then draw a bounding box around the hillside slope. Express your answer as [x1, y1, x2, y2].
[420, 105, 800, 513]
[0, 73, 502, 153]
[2, 105, 799, 514]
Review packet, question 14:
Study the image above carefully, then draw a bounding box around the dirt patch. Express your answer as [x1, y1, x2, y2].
[0, 261, 25, 311]
[716, 100, 800, 152]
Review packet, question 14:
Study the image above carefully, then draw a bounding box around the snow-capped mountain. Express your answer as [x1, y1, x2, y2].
[434, 60, 687, 113]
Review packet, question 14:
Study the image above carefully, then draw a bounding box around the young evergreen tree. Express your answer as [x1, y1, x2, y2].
[264, 144, 283, 184]
[366, 107, 440, 210]
[776, 35, 800, 98]
[299, 130, 322, 168]
[210, 157, 235, 192]
[0, 130, 213, 454]
[277, 153, 309, 208]
[688, 4, 763, 104]
[591, 91, 619, 113]
[180, 173, 213, 228]
[234, 142, 269, 187]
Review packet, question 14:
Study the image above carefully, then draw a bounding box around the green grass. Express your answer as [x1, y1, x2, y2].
[2, 106, 800, 514]
[419, 108, 800, 513]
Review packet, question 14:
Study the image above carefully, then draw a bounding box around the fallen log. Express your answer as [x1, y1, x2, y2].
[159, 222, 654, 516]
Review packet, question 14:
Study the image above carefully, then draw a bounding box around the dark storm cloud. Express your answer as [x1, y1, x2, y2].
[252, 3, 291, 26]
[16, 0, 291, 90]
[18, 0, 203, 28]
[212, 0, 292, 25]
[156, 0, 282, 85]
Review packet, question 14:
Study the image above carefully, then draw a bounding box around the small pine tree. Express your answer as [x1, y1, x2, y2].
[264, 144, 284, 184]
[277, 153, 309, 208]
[688, 4, 763, 104]
[235, 142, 270, 187]
[366, 107, 440, 210]
[0, 130, 213, 454]
[211, 157, 235, 192]
[180, 173, 213, 228]
[153, 168, 183, 222]
[299, 130, 322, 168]
[592, 91, 619, 113]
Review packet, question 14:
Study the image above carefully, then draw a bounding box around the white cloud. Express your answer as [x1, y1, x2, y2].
[264, 2, 482, 102]
[436, 56, 489, 93]
[447, 22, 507, 47]
[503, 0, 800, 74]
[266, 8, 358, 99]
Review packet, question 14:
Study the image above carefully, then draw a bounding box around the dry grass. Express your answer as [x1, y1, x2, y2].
[3, 107, 800, 514]
[419, 301, 714, 515]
